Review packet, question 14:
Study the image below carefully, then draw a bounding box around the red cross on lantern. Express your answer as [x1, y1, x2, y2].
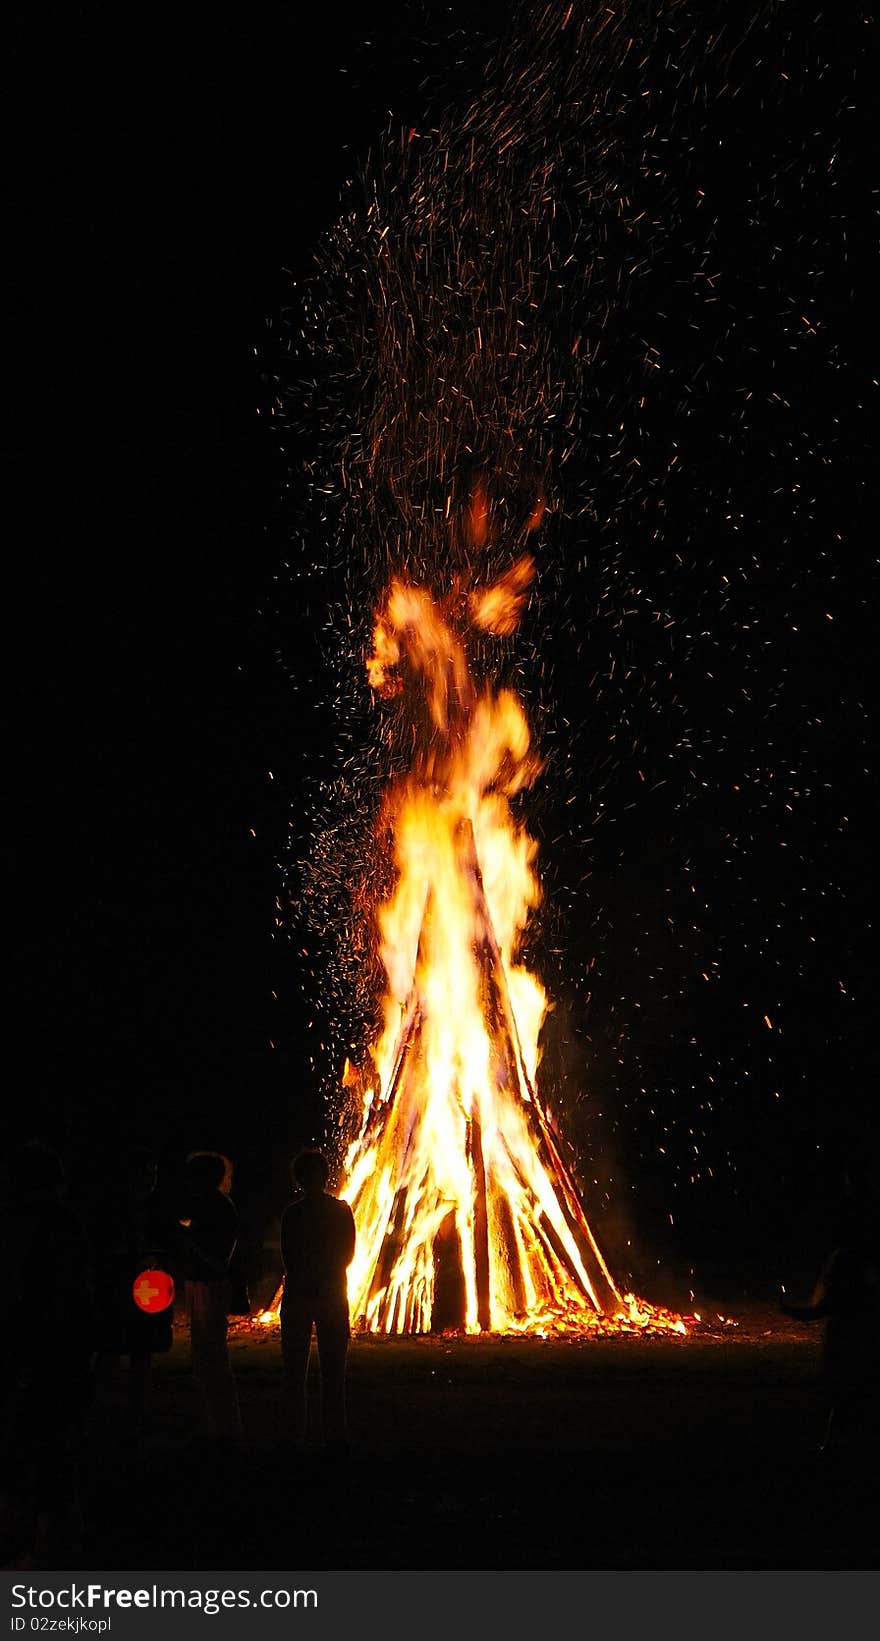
[132, 1268, 175, 1313]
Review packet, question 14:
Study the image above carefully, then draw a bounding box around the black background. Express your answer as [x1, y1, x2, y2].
[9, 3, 512, 1287]
[8, 3, 877, 1303]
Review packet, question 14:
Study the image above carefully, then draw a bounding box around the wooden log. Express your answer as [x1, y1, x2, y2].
[469, 1113, 492, 1332]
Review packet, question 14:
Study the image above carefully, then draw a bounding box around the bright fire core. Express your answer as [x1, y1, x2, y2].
[327, 555, 685, 1338]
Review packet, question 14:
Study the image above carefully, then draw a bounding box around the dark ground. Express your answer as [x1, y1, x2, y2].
[79, 1310, 877, 1572]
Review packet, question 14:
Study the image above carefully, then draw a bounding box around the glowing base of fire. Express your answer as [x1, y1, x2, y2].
[256, 1290, 689, 1336]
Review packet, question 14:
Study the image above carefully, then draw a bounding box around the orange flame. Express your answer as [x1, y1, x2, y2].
[466, 479, 491, 548]
[470, 555, 536, 636]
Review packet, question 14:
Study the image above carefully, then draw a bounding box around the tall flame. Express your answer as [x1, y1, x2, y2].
[339, 557, 684, 1336]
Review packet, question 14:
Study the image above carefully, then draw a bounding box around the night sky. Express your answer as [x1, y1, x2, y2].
[11, 3, 877, 1304]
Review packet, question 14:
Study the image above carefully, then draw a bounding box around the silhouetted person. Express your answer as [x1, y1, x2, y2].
[179, 1151, 243, 1442]
[90, 1146, 174, 1441]
[0, 1143, 94, 1567]
[782, 1172, 880, 1454]
[280, 1150, 356, 1453]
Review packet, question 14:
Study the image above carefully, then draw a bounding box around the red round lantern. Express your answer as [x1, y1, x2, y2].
[132, 1268, 175, 1313]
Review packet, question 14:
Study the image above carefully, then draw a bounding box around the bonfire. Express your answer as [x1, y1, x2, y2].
[265, 524, 686, 1338]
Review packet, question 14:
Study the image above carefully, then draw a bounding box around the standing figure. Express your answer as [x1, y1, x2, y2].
[179, 1151, 243, 1442]
[90, 1145, 174, 1440]
[0, 1143, 94, 1567]
[280, 1150, 356, 1454]
[782, 1173, 879, 1454]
